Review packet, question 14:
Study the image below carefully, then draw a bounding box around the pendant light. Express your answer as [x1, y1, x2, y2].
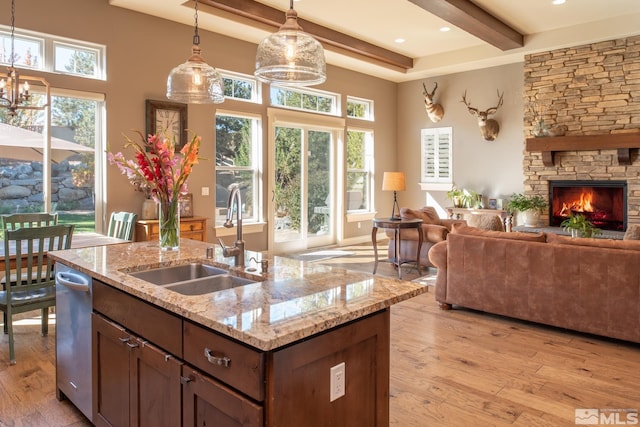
[0, 0, 49, 116]
[166, 0, 224, 103]
[254, 0, 326, 86]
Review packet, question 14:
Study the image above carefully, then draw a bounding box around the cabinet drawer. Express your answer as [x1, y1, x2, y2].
[180, 220, 204, 233]
[183, 321, 265, 402]
[93, 280, 182, 357]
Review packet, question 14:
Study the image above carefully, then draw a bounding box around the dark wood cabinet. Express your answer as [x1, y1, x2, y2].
[92, 313, 182, 427]
[182, 365, 263, 427]
[135, 216, 207, 242]
[91, 281, 391, 426]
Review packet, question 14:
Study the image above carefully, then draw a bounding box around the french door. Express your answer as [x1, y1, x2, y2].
[270, 124, 336, 254]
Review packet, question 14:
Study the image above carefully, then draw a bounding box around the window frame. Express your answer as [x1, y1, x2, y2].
[345, 127, 375, 215]
[419, 127, 453, 191]
[346, 96, 374, 121]
[270, 85, 340, 116]
[214, 110, 263, 230]
[219, 70, 261, 103]
[0, 26, 106, 80]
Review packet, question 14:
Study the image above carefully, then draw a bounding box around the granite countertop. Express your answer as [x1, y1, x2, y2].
[49, 238, 428, 351]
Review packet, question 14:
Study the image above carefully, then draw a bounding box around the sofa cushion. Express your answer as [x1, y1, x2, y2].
[623, 224, 640, 240]
[547, 232, 640, 250]
[450, 223, 546, 242]
[467, 214, 504, 231]
[400, 207, 441, 225]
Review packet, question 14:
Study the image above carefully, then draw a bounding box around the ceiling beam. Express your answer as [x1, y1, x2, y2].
[408, 0, 524, 50]
[200, 0, 414, 70]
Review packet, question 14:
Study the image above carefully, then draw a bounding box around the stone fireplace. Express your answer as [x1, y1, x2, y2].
[548, 180, 626, 231]
[522, 35, 640, 229]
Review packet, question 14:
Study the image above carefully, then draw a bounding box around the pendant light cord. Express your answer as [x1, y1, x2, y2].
[192, 0, 200, 46]
[9, 0, 15, 68]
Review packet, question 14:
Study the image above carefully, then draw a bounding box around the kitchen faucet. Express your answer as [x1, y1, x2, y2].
[217, 184, 244, 267]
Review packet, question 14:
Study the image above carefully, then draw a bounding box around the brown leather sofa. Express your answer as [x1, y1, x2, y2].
[385, 207, 464, 268]
[428, 224, 640, 344]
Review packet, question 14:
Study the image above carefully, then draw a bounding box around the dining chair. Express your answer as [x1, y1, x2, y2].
[0, 224, 74, 364]
[107, 211, 137, 241]
[0, 212, 59, 231]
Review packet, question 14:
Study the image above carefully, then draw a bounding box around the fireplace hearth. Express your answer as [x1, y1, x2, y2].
[548, 180, 627, 231]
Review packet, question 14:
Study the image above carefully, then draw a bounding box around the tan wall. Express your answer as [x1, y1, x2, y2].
[2, 0, 397, 250]
[396, 64, 526, 213]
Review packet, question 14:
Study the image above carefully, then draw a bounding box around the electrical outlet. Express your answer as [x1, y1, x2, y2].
[201, 187, 209, 196]
[330, 362, 345, 402]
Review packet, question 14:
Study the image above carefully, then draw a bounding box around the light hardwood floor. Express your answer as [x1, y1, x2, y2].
[1, 244, 639, 426]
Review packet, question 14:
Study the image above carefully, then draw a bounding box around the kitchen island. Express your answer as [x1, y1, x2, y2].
[49, 238, 428, 426]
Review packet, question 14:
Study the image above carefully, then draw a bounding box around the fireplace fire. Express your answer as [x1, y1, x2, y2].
[549, 180, 626, 231]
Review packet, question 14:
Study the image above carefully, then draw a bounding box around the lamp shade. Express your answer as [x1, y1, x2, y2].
[166, 46, 225, 104]
[254, 6, 326, 86]
[382, 172, 406, 192]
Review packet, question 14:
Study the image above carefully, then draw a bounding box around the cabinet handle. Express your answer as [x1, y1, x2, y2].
[180, 376, 193, 385]
[119, 337, 130, 343]
[204, 348, 231, 368]
[190, 224, 195, 231]
[126, 342, 139, 348]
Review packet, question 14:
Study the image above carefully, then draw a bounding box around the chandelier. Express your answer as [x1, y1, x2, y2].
[254, 0, 326, 86]
[166, 0, 224, 104]
[0, 0, 49, 117]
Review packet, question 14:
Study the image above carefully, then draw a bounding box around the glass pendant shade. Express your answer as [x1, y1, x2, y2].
[167, 46, 224, 104]
[255, 7, 326, 86]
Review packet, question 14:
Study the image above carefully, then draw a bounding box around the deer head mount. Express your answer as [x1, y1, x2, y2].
[461, 90, 504, 141]
[422, 82, 444, 123]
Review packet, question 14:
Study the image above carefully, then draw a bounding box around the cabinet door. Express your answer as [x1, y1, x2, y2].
[92, 313, 132, 427]
[182, 365, 263, 427]
[130, 339, 183, 427]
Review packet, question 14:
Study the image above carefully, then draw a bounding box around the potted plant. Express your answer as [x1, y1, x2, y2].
[561, 212, 601, 238]
[506, 193, 548, 227]
[447, 186, 465, 208]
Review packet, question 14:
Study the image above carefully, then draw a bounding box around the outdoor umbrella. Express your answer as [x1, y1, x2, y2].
[0, 123, 94, 164]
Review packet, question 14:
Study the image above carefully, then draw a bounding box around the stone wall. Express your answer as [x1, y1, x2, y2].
[0, 160, 94, 213]
[523, 35, 640, 227]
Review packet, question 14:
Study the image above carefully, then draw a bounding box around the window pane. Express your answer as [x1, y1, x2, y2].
[0, 33, 43, 69]
[216, 116, 253, 167]
[346, 172, 368, 210]
[54, 44, 97, 77]
[347, 97, 373, 120]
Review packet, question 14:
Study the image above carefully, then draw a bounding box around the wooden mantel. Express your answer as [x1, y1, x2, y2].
[525, 133, 640, 166]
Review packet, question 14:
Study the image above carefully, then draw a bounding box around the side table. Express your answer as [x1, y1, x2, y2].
[371, 218, 423, 279]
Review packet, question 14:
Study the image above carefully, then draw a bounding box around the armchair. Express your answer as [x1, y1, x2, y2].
[384, 207, 464, 268]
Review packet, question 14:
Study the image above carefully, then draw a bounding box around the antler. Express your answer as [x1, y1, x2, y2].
[486, 90, 504, 115]
[461, 90, 479, 116]
[422, 82, 437, 98]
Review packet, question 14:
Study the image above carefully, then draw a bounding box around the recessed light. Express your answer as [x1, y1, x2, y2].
[394, 38, 406, 44]
[552, 0, 566, 5]
[440, 26, 451, 32]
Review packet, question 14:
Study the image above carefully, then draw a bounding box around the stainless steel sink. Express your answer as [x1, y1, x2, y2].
[164, 274, 254, 295]
[129, 263, 228, 285]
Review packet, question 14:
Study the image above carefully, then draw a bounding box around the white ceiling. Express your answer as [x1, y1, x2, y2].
[109, 0, 640, 82]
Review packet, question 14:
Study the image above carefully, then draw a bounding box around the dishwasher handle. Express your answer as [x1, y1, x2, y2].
[56, 271, 90, 292]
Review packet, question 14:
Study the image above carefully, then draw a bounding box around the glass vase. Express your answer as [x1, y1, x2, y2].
[159, 198, 180, 250]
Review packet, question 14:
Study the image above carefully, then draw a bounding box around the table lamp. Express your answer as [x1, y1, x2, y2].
[382, 172, 406, 221]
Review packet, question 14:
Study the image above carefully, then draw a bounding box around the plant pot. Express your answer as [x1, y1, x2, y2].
[521, 209, 540, 227]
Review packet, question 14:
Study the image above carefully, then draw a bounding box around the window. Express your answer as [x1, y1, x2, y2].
[270, 85, 339, 116]
[346, 129, 374, 212]
[0, 27, 105, 80]
[420, 127, 452, 185]
[215, 112, 261, 226]
[0, 32, 43, 69]
[54, 42, 99, 78]
[220, 71, 260, 103]
[346, 96, 374, 120]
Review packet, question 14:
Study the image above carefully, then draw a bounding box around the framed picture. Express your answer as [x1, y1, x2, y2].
[179, 193, 194, 218]
[145, 99, 188, 148]
[488, 198, 497, 209]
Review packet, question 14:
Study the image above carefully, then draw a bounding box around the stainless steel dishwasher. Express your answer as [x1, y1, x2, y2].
[55, 263, 93, 422]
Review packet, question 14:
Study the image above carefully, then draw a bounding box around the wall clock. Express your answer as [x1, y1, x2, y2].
[145, 99, 188, 148]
